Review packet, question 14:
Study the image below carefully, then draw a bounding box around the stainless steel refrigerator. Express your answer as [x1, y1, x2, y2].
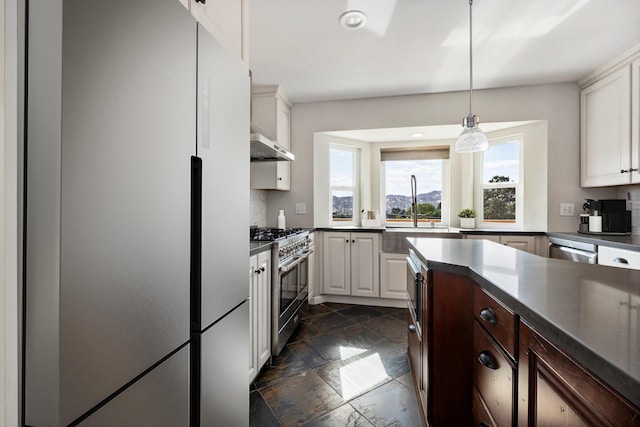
[24, 0, 249, 425]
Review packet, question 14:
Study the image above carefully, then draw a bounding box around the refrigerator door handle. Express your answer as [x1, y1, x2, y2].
[191, 156, 203, 332]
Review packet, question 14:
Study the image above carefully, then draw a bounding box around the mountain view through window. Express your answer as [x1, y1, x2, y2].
[385, 160, 443, 224]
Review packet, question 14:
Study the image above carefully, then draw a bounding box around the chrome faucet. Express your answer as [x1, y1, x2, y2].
[410, 175, 417, 228]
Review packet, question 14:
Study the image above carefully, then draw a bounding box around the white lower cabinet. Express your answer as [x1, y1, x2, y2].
[323, 232, 379, 297]
[598, 246, 640, 270]
[466, 234, 537, 254]
[249, 250, 271, 382]
[380, 253, 409, 300]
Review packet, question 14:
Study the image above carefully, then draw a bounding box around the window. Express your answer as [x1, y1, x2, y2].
[475, 136, 523, 227]
[330, 145, 359, 224]
[381, 146, 449, 226]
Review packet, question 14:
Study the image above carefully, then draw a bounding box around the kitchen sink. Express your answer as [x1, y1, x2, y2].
[382, 227, 462, 252]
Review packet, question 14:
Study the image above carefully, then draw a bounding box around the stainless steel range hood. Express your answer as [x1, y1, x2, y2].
[250, 133, 295, 162]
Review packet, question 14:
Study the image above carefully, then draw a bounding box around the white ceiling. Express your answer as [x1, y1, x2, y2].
[249, 0, 640, 104]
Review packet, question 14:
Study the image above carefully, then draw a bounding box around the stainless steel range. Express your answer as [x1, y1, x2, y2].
[250, 228, 313, 355]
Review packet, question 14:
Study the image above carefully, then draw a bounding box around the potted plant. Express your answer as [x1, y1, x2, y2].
[458, 209, 476, 229]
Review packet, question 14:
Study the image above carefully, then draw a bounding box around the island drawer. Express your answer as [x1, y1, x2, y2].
[472, 384, 497, 427]
[474, 286, 517, 360]
[473, 320, 515, 427]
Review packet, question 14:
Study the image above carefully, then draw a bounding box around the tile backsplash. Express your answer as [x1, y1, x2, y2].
[250, 189, 268, 228]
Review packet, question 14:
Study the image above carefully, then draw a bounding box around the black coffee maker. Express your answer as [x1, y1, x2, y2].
[582, 199, 632, 234]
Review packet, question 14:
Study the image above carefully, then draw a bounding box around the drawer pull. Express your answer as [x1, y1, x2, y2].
[478, 350, 498, 370]
[613, 257, 629, 264]
[479, 308, 497, 324]
[408, 324, 416, 333]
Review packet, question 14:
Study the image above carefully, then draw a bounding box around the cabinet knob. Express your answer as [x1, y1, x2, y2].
[631, 168, 638, 172]
[408, 324, 416, 333]
[477, 350, 498, 370]
[352, 239, 355, 243]
[254, 269, 260, 274]
[621, 169, 629, 173]
[278, 177, 283, 181]
[195, 0, 205, 3]
[260, 266, 266, 272]
[479, 308, 497, 324]
[346, 239, 349, 243]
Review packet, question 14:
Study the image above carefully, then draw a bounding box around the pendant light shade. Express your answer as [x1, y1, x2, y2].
[455, 0, 488, 153]
[456, 115, 489, 153]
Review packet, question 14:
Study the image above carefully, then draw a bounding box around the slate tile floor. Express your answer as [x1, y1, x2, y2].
[250, 303, 422, 426]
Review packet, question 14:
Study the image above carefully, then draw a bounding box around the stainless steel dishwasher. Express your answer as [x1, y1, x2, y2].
[548, 236, 597, 264]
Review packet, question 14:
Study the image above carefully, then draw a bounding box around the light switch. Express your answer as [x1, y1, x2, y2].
[560, 203, 574, 216]
[295, 203, 306, 214]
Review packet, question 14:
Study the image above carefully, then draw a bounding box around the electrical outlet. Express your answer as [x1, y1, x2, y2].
[560, 203, 575, 216]
[295, 203, 306, 214]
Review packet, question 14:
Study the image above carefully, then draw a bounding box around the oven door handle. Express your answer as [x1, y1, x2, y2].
[279, 250, 313, 273]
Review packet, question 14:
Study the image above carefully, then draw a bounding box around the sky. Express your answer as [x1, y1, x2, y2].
[385, 160, 442, 195]
[483, 141, 520, 183]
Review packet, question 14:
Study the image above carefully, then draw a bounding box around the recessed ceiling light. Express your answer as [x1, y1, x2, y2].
[339, 10, 367, 30]
[410, 132, 425, 138]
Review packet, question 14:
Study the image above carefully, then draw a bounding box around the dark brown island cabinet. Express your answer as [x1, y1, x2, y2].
[407, 269, 640, 427]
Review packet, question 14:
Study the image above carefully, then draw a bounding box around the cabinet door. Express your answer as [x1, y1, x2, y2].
[275, 97, 291, 149]
[249, 255, 258, 381]
[466, 234, 501, 243]
[250, 161, 290, 191]
[190, 0, 245, 63]
[380, 253, 409, 299]
[518, 321, 640, 426]
[256, 251, 272, 369]
[351, 233, 380, 297]
[500, 235, 536, 254]
[323, 232, 351, 295]
[581, 65, 632, 187]
[250, 88, 291, 191]
[631, 58, 640, 184]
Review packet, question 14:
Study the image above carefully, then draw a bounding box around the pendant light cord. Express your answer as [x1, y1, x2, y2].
[468, 0, 474, 118]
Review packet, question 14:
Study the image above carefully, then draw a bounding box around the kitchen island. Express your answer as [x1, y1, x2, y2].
[407, 237, 640, 426]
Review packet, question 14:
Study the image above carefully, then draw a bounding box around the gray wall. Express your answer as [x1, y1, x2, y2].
[266, 82, 618, 231]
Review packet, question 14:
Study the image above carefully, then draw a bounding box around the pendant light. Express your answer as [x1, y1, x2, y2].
[455, 0, 489, 153]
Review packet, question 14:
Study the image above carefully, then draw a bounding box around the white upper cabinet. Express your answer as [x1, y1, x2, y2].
[250, 85, 292, 191]
[187, 0, 248, 65]
[580, 45, 640, 187]
[632, 58, 640, 184]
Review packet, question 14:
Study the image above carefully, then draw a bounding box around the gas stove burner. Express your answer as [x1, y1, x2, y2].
[250, 227, 305, 241]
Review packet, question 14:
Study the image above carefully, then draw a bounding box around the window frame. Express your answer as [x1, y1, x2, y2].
[474, 134, 524, 229]
[329, 144, 360, 226]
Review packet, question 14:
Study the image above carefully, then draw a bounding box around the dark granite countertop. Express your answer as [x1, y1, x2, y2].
[313, 226, 385, 232]
[548, 231, 640, 252]
[312, 226, 546, 236]
[462, 229, 546, 236]
[407, 237, 640, 407]
[250, 241, 272, 256]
